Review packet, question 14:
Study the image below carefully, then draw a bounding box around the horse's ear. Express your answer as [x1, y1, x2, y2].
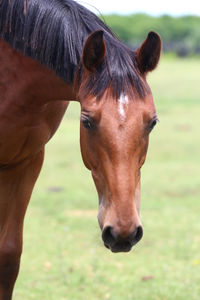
[136, 31, 161, 74]
[82, 30, 106, 72]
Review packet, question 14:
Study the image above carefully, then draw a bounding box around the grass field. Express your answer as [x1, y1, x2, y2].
[14, 57, 200, 300]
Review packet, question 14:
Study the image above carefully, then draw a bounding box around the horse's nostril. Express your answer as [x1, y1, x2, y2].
[102, 225, 143, 252]
[130, 225, 143, 245]
[102, 226, 116, 247]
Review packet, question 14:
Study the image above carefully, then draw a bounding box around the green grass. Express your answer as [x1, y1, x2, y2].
[14, 56, 200, 300]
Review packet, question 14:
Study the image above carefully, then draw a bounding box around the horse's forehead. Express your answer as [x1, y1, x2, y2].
[117, 94, 129, 122]
[100, 94, 150, 121]
[81, 93, 155, 123]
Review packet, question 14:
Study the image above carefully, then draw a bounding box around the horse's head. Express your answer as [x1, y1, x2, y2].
[77, 30, 161, 252]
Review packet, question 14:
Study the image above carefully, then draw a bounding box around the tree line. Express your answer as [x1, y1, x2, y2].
[102, 14, 200, 56]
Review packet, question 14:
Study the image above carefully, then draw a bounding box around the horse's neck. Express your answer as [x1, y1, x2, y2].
[0, 39, 76, 107]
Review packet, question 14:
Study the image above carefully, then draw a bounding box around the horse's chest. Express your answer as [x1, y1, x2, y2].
[0, 101, 68, 165]
[0, 113, 48, 164]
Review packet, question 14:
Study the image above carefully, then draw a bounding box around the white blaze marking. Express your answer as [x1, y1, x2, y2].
[118, 94, 129, 121]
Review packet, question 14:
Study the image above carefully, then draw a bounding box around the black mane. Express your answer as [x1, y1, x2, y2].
[0, 0, 146, 99]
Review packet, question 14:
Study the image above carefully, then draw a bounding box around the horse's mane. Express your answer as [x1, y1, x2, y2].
[0, 0, 146, 99]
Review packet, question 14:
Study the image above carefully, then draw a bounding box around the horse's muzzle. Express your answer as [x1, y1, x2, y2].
[102, 225, 143, 253]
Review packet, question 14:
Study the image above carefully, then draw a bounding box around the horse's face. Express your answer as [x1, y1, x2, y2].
[79, 31, 161, 252]
[80, 93, 157, 252]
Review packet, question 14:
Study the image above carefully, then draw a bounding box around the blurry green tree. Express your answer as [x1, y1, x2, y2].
[102, 14, 200, 56]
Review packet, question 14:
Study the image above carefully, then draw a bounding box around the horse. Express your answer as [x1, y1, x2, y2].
[0, 0, 161, 298]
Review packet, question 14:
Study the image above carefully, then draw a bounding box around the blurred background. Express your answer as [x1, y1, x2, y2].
[15, 1, 200, 299]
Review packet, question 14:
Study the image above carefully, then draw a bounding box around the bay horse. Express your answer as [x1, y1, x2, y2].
[0, 0, 161, 298]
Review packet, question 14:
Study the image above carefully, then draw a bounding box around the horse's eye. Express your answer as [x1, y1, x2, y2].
[148, 118, 158, 132]
[81, 118, 96, 130]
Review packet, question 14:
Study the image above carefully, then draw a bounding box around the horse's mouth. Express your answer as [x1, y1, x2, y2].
[104, 241, 132, 253]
